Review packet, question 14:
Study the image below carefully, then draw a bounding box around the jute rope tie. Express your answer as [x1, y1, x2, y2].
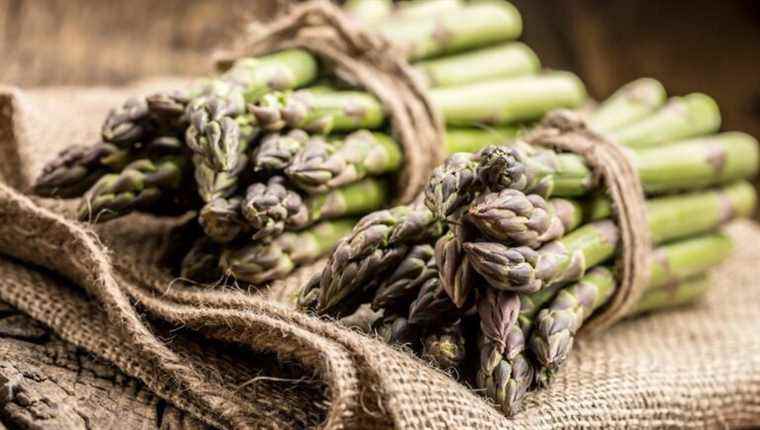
[523, 110, 653, 333]
[215, 0, 446, 203]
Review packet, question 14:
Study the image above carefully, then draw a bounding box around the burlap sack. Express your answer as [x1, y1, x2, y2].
[1, 82, 760, 429]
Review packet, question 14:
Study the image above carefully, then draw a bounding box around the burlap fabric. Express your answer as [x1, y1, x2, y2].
[2, 82, 760, 429]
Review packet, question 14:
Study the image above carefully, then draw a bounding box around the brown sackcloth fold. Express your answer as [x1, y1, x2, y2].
[3, 82, 760, 428]
[522, 110, 652, 333]
[215, 0, 446, 204]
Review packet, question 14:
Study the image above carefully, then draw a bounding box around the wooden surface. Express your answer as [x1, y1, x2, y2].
[0, 300, 208, 430]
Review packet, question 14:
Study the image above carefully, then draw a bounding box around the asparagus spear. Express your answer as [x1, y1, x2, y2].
[586, 78, 667, 134]
[249, 90, 385, 134]
[242, 177, 390, 242]
[372, 244, 436, 313]
[605, 93, 721, 148]
[464, 181, 756, 293]
[414, 42, 540, 88]
[472, 132, 758, 202]
[421, 321, 467, 370]
[33, 143, 131, 198]
[631, 274, 710, 316]
[317, 204, 445, 315]
[530, 233, 733, 385]
[220, 219, 356, 284]
[250, 129, 310, 172]
[286, 131, 403, 194]
[376, 1, 522, 60]
[77, 156, 189, 222]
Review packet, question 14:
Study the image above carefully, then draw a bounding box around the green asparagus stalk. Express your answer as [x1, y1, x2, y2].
[249, 90, 385, 134]
[345, 0, 392, 22]
[373, 312, 421, 346]
[220, 218, 356, 284]
[248, 72, 584, 136]
[77, 156, 189, 222]
[605, 93, 721, 148]
[443, 127, 520, 154]
[464, 181, 756, 293]
[376, 1, 522, 60]
[631, 274, 710, 316]
[414, 42, 540, 88]
[286, 130, 403, 194]
[476, 288, 535, 416]
[101, 97, 152, 146]
[430, 72, 586, 126]
[586, 78, 667, 134]
[530, 233, 733, 384]
[473, 132, 758, 203]
[317, 204, 445, 315]
[407, 266, 469, 326]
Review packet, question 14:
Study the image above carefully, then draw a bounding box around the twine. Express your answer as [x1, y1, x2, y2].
[522, 110, 652, 333]
[214, 0, 445, 204]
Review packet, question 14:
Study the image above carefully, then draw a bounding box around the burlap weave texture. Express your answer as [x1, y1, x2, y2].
[1, 82, 760, 429]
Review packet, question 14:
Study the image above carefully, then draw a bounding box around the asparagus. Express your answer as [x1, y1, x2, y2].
[77, 156, 188, 222]
[241, 176, 309, 241]
[317, 204, 445, 315]
[407, 268, 468, 326]
[414, 42, 540, 88]
[373, 312, 421, 346]
[220, 219, 356, 284]
[286, 130, 403, 194]
[247, 72, 585, 139]
[586, 78, 667, 134]
[464, 181, 756, 293]
[605, 93, 721, 148]
[250, 129, 310, 172]
[421, 321, 467, 370]
[242, 177, 390, 242]
[198, 196, 249, 244]
[468, 190, 583, 248]
[33, 143, 130, 198]
[631, 274, 710, 316]
[530, 233, 733, 385]
[376, 2, 522, 60]
[430, 72, 587, 126]
[372, 244, 436, 312]
[101, 97, 152, 146]
[476, 288, 535, 416]
[474, 132, 759, 200]
[249, 90, 385, 134]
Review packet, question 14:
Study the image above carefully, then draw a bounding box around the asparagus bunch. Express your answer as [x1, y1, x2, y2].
[308, 76, 758, 418]
[37, 0, 595, 286]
